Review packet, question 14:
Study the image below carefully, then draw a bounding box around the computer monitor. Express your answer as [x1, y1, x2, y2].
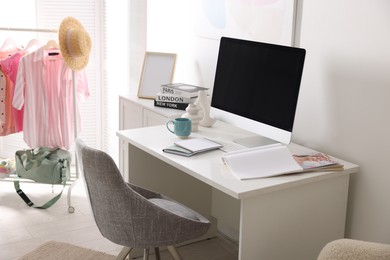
[210, 37, 306, 147]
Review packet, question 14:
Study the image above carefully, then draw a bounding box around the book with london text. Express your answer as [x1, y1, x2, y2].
[155, 92, 197, 104]
[161, 83, 208, 98]
[154, 100, 189, 110]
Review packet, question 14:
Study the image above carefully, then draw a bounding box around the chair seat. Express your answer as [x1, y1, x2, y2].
[149, 198, 207, 222]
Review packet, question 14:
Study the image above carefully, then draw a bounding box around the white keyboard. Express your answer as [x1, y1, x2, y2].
[204, 137, 247, 153]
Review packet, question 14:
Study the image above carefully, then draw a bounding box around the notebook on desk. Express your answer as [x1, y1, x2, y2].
[163, 138, 222, 157]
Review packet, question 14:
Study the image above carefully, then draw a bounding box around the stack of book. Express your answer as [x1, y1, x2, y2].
[154, 83, 208, 110]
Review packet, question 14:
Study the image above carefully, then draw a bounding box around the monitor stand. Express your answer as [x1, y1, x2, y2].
[233, 135, 278, 148]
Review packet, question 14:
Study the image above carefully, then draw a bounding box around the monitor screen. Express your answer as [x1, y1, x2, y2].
[210, 37, 306, 146]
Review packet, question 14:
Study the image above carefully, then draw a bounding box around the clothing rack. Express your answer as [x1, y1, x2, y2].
[0, 27, 57, 33]
[0, 27, 79, 213]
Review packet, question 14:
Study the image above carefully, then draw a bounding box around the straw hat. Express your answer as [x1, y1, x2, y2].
[59, 17, 91, 71]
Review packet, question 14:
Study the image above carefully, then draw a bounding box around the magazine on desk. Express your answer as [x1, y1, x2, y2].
[292, 153, 344, 171]
[221, 144, 344, 180]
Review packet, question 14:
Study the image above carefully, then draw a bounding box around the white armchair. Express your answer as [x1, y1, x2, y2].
[318, 239, 390, 260]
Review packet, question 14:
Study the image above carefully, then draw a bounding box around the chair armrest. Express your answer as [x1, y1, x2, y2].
[124, 183, 210, 247]
[318, 239, 390, 260]
[126, 183, 163, 199]
[126, 182, 208, 222]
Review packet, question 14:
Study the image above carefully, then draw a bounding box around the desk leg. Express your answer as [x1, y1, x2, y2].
[118, 138, 129, 180]
[239, 175, 350, 260]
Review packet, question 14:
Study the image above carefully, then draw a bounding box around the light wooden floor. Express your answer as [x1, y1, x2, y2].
[0, 177, 238, 260]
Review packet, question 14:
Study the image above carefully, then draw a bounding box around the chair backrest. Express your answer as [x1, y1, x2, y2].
[75, 138, 139, 246]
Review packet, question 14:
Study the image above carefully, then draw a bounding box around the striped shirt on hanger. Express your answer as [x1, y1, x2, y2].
[13, 46, 89, 149]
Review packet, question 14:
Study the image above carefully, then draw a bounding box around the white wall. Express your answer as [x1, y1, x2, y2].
[128, 1, 147, 95]
[294, 0, 390, 243]
[146, 0, 216, 88]
[145, 0, 390, 244]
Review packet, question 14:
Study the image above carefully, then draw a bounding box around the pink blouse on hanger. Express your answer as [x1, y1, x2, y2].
[0, 48, 20, 135]
[13, 46, 89, 149]
[0, 70, 6, 134]
[0, 52, 24, 132]
[0, 68, 16, 135]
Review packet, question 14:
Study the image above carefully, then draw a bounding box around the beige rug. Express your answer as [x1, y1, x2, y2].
[19, 241, 116, 260]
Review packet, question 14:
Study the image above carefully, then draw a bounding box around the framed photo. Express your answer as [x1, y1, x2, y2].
[137, 52, 177, 99]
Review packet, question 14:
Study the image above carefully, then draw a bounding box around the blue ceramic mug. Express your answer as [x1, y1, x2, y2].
[166, 118, 192, 138]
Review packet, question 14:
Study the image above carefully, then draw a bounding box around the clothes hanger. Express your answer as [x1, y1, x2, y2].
[0, 38, 20, 52]
[45, 40, 59, 50]
[45, 40, 61, 60]
[24, 39, 42, 52]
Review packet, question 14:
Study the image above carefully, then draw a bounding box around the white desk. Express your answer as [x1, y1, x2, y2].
[117, 121, 359, 260]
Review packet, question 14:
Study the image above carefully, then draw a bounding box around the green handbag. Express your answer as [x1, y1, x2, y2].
[14, 147, 71, 209]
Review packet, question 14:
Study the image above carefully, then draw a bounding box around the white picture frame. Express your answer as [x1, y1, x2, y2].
[137, 52, 177, 99]
[192, 0, 296, 46]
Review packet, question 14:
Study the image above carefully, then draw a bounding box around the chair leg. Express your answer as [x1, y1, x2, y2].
[143, 248, 150, 260]
[154, 247, 161, 260]
[167, 246, 182, 260]
[116, 246, 132, 260]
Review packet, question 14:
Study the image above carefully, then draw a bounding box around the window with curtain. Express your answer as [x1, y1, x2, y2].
[0, 0, 129, 164]
[36, 0, 102, 151]
[101, 0, 129, 162]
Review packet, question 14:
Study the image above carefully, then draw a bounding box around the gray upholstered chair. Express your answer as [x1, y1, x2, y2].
[75, 139, 210, 260]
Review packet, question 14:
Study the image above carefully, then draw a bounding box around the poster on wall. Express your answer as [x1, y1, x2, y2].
[192, 0, 296, 46]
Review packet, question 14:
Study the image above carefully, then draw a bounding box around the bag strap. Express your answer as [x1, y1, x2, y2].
[13, 161, 67, 209]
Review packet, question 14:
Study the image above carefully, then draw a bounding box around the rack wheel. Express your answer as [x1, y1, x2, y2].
[68, 206, 75, 213]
